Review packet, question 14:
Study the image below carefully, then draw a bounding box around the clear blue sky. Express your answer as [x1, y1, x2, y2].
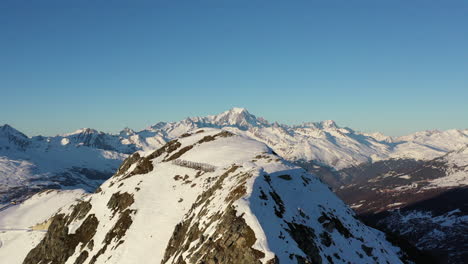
[1, 0, 467, 136]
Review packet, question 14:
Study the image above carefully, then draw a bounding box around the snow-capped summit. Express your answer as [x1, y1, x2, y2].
[0, 124, 27, 137]
[18, 129, 405, 264]
[210, 107, 267, 128]
[294, 120, 343, 131]
[184, 107, 270, 130]
[317, 120, 339, 129]
[0, 124, 30, 150]
[119, 127, 135, 138]
[63, 127, 100, 137]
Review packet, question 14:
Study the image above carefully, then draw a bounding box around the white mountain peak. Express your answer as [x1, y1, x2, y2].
[62, 128, 101, 137]
[321, 119, 338, 128]
[227, 106, 248, 114]
[119, 127, 136, 137]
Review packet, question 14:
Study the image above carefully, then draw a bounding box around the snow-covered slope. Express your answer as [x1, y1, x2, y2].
[0, 189, 85, 264]
[20, 129, 405, 264]
[0, 125, 127, 203]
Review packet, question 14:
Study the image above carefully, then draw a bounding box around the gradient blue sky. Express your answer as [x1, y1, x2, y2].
[1, 0, 467, 136]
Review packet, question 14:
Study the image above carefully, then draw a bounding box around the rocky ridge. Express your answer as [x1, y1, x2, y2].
[22, 129, 406, 264]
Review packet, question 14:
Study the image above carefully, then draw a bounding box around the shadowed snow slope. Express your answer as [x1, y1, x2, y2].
[18, 129, 404, 264]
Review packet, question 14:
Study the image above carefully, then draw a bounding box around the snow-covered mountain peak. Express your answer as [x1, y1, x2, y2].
[0, 124, 28, 139]
[295, 120, 340, 130]
[20, 129, 404, 264]
[228, 106, 249, 114]
[63, 128, 101, 137]
[180, 107, 270, 130]
[0, 124, 30, 150]
[119, 127, 136, 137]
[213, 107, 266, 128]
[320, 119, 338, 129]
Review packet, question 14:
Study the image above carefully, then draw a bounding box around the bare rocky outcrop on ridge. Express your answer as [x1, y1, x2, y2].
[23, 200, 98, 264]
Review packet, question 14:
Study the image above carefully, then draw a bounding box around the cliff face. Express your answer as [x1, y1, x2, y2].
[22, 129, 405, 264]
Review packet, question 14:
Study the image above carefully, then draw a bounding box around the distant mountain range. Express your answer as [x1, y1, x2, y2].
[1, 108, 467, 201]
[1, 108, 467, 263]
[1, 129, 410, 264]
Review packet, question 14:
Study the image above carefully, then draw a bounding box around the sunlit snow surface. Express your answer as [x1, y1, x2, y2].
[0, 189, 85, 264]
[1, 129, 405, 264]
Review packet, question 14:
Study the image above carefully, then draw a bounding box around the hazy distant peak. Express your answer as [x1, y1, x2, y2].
[119, 127, 136, 137]
[63, 128, 101, 137]
[212, 107, 264, 127]
[320, 119, 338, 128]
[0, 124, 28, 139]
[295, 120, 340, 130]
[227, 107, 248, 114]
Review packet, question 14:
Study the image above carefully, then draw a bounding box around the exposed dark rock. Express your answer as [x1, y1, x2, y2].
[118, 140, 183, 179]
[166, 146, 194, 161]
[104, 209, 134, 247]
[270, 190, 285, 218]
[161, 163, 266, 264]
[162, 206, 264, 264]
[147, 140, 181, 160]
[259, 190, 268, 200]
[115, 153, 141, 177]
[262, 173, 286, 218]
[197, 131, 234, 145]
[67, 201, 92, 225]
[278, 174, 292, 181]
[89, 209, 135, 263]
[23, 213, 99, 264]
[301, 176, 311, 186]
[128, 158, 154, 177]
[107, 192, 134, 216]
[294, 254, 313, 264]
[318, 213, 352, 238]
[266, 255, 279, 264]
[264, 174, 272, 184]
[190, 165, 239, 210]
[197, 135, 217, 144]
[285, 222, 322, 264]
[320, 231, 332, 247]
[74, 251, 89, 264]
[216, 130, 234, 138]
[361, 244, 374, 256]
